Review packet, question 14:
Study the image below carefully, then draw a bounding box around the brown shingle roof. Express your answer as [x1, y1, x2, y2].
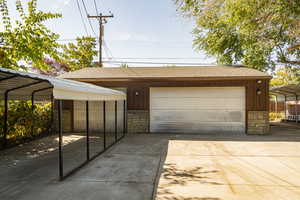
[59, 66, 271, 80]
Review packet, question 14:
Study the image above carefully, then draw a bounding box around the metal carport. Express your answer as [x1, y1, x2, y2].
[270, 84, 300, 122]
[0, 67, 126, 180]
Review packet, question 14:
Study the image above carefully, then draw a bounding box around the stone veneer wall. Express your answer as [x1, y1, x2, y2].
[247, 111, 270, 135]
[127, 110, 149, 133]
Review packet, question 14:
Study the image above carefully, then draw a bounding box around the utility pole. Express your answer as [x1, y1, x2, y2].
[88, 13, 114, 67]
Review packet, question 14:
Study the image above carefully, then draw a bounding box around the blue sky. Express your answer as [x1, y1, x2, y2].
[6, 0, 216, 66]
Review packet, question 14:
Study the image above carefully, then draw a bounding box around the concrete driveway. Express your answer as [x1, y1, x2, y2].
[155, 125, 300, 200]
[1, 125, 300, 200]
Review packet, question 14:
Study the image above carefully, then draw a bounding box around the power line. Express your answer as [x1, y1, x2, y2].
[81, 0, 97, 37]
[102, 41, 111, 58]
[93, 0, 100, 16]
[76, 0, 89, 36]
[103, 40, 114, 59]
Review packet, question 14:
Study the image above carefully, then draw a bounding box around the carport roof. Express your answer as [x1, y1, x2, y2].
[270, 84, 300, 97]
[59, 66, 272, 80]
[0, 67, 126, 101]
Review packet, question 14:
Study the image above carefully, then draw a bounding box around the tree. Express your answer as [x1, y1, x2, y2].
[270, 67, 300, 86]
[31, 58, 70, 76]
[0, 0, 61, 70]
[175, 0, 300, 72]
[31, 37, 98, 76]
[61, 36, 97, 71]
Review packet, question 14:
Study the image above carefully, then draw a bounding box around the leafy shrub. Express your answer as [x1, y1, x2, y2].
[0, 101, 51, 146]
[269, 112, 284, 121]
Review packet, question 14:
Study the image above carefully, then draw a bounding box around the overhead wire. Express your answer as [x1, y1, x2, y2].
[76, 0, 89, 36]
[93, 0, 100, 16]
[103, 40, 115, 59]
[81, 0, 97, 37]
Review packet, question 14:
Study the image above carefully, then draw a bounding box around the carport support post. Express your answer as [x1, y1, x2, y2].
[103, 101, 106, 149]
[58, 100, 63, 180]
[296, 95, 299, 123]
[86, 101, 90, 160]
[115, 101, 117, 141]
[51, 95, 54, 132]
[284, 95, 287, 120]
[123, 100, 126, 136]
[3, 92, 8, 147]
[274, 95, 278, 114]
[31, 93, 34, 136]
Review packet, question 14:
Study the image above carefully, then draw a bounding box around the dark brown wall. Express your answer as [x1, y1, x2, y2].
[89, 79, 269, 111]
[127, 86, 149, 110]
[269, 102, 285, 113]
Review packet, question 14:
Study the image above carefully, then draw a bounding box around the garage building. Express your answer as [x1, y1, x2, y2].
[60, 66, 271, 135]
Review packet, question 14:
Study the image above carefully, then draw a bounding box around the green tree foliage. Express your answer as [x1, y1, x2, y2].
[61, 36, 97, 71]
[0, 101, 51, 147]
[31, 37, 97, 76]
[175, 0, 300, 72]
[270, 67, 300, 86]
[0, 0, 61, 70]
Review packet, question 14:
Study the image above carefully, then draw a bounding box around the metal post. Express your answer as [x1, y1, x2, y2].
[3, 92, 8, 147]
[123, 100, 126, 136]
[31, 93, 34, 136]
[51, 95, 54, 133]
[296, 95, 299, 123]
[284, 95, 287, 120]
[103, 101, 106, 149]
[86, 101, 90, 160]
[274, 95, 278, 114]
[58, 100, 63, 180]
[115, 101, 117, 142]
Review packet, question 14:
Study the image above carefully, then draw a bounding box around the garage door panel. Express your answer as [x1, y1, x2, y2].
[150, 87, 245, 134]
[151, 87, 244, 98]
[151, 110, 244, 123]
[150, 121, 245, 134]
[151, 97, 244, 110]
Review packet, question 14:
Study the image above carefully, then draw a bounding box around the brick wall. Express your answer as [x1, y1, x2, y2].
[127, 110, 149, 133]
[247, 111, 269, 135]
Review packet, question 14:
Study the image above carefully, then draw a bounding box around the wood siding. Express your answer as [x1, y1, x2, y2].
[89, 79, 269, 111]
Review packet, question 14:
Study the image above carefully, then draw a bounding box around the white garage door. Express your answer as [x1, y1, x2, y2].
[150, 87, 245, 134]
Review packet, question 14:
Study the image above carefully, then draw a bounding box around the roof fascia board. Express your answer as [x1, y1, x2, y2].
[67, 76, 272, 82]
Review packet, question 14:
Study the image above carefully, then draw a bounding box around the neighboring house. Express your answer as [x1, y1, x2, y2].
[60, 66, 271, 135]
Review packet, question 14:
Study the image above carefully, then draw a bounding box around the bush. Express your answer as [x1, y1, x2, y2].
[269, 112, 284, 121]
[0, 101, 52, 147]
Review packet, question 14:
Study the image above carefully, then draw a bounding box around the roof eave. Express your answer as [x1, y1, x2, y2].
[63, 76, 272, 82]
